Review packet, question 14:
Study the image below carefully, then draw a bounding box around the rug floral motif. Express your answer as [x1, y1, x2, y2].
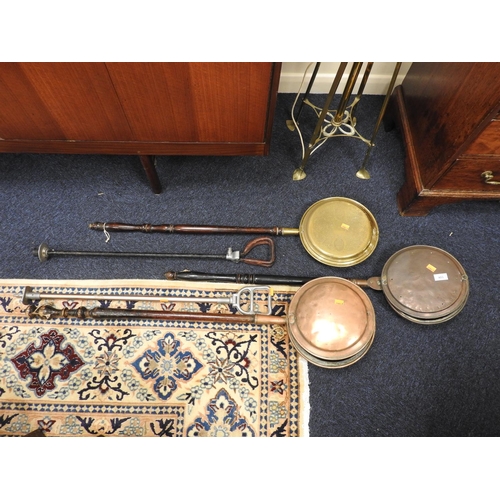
[0, 279, 308, 437]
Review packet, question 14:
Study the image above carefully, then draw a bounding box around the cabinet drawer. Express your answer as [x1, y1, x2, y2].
[433, 159, 500, 192]
[463, 119, 500, 156]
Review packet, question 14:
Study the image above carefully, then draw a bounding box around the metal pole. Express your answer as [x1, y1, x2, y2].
[356, 62, 402, 179]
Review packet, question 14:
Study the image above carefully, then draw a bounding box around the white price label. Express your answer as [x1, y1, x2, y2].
[434, 273, 449, 281]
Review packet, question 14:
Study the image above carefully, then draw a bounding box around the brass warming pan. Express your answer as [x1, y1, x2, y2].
[27, 277, 376, 370]
[292, 197, 378, 267]
[89, 197, 379, 267]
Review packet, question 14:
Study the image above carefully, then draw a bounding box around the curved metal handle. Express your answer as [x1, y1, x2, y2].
[481, 171, 500, 185]
[347, 277, 382, 291]
[239, 237, 276, 267]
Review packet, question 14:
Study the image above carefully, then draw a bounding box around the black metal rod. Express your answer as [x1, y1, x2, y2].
[33, 238, 276, 268]
[49, 250, 224, 259]
[34, 244, 224, 261]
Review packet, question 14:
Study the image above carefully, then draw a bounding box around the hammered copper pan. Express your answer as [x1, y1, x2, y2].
[377, 245, 469, 324]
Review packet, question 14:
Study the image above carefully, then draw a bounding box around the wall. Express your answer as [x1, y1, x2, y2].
[278, 62, 412, 94]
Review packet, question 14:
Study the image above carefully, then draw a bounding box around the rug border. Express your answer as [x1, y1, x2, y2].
[1, 278, 310, 437]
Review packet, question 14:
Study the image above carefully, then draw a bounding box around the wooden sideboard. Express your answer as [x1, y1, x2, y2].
[387, 62, 500, 216]
[0, 62, 281, 193]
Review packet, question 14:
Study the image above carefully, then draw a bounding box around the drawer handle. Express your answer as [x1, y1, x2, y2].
[481, 171, 500, 185]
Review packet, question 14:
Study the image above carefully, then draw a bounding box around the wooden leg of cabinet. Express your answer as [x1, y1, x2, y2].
[397, 182, 470, 216]
[396, 164, 433, 216]
[139, 155, 162, 194]
[398, 188, 462, 217]
[397, 189, 432, 216]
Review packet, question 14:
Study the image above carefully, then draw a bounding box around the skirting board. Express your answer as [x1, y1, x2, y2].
[278, 62, 412, 95]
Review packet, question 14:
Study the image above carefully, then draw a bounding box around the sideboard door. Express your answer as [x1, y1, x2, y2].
[105, 62, 278, 149]
[0, 62, 133, 142]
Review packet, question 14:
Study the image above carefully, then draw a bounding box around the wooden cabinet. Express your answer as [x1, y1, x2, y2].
[387, 62, 500, 216]
[0, 62, 281, 193]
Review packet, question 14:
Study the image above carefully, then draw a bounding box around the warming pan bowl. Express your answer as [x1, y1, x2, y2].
[287, 277, 376, 368]
[298, 197, 379, 267]
[380, 245, 469, 324]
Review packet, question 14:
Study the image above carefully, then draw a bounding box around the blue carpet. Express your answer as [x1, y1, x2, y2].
[1, 93, 498, 436]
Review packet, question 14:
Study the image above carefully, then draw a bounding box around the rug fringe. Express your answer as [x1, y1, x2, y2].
[299, 357, 310, 437]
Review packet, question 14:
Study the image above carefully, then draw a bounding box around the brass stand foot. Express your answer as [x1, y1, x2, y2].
[355, 168, 371, 180]
[286, 119, 296, 131]
[293, 168, 307, 181]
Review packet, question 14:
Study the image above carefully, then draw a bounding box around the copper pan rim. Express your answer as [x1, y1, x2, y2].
[289, 327, 375, 369]
[386, 292, 469, 324]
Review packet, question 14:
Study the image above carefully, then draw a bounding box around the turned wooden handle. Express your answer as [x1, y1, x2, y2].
[89, 222, 287, 235]
[28, 304, 286, 325]
[165, 270, 312, 286]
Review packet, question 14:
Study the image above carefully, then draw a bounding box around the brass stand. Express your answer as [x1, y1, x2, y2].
[287, 62, 402, 180]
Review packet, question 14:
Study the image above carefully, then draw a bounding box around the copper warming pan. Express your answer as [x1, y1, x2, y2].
[167, 245, 470, 325]
[27, 276, 376, 370]
[367, 245, 469, 324]
[285, 277, 376, 369]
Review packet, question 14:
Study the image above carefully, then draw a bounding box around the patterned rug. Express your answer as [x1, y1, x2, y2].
[0, 279, 308, 437]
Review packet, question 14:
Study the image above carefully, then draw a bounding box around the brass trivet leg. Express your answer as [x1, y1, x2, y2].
[288, 63, 402, 180]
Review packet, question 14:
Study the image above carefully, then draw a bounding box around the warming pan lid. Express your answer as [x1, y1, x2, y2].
[287, 277, 376, 363]
[381, 245, 469, 323]
[299, 197, 379, 267]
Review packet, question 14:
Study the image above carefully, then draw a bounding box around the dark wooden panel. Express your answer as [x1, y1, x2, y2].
[105, 62, 276, 143]
[389, 63, 500, 215]
[0, 63, 133, 141]
[401, 62, 500, 187]
[463, 119, 500, 156]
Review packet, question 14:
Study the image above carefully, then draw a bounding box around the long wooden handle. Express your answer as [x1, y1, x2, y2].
[28, 305, 287, 325]
[165, 270, 312, 286]
[89, 222, 299, 236]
